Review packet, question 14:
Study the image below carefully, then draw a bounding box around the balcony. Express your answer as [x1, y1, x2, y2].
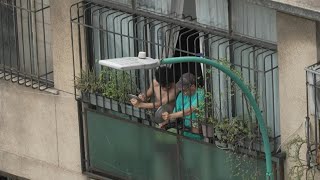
[71, 1, 284, 179]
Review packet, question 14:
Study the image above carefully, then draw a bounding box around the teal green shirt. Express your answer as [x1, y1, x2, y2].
[173, 88, 205, 127]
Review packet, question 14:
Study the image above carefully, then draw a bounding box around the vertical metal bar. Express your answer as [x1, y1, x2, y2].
[27, 0, 34, 85]
[41, 0, 48, 89]
[13, 0, 20, 83]
[20, 0, 27, 84]
[217, 39, 229, 120]
[306, 70, 311, 167]
[224, 41, 240, 118]
[70, 2, 78, 99]
[227, 0, 233, 34]
[314, 72, 319, 163]
[240, 45, 255, 120]
[8, 0, 14, 81]
[77, 2, 91, 72]
[164, 24, 181, 57]
[98, 8, 111, 59]
[186, 30, 199, 55]
[77, 100, 86, 172]
[112, 12, 127, 58]
[4, 0, 10, 80]
[0, 1, 3, 78]
[34, 0, 41, 88]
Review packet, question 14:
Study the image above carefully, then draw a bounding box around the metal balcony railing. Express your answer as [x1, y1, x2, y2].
[0, 0, 53, 90]
[71, 1, 284, 179]
[71, 0, 280, 151]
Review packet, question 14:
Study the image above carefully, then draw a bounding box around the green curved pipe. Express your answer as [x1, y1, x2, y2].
[161, 56, 273, 180]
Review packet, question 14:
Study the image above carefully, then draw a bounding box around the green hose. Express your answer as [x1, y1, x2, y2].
[161, 56, 273, 180]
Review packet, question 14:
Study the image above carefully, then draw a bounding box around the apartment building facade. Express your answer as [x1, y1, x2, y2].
[0, 0, 319, 179]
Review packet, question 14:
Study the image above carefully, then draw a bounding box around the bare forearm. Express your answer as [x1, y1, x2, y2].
[169, 109, 193, 120]
[137, 102, 160, 109]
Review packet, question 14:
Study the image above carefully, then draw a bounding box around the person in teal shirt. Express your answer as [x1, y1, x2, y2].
[161, 73, 204, 140]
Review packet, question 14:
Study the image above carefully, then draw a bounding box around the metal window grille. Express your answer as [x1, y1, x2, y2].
[71, 1, 280, 150]
[306, 62, 320, 168]
[0, 0, 53, 90]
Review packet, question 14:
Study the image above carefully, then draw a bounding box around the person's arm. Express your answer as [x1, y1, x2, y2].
[134, 85, 177, 109]
[160, 107, 195, 128]
[134, 101, 161, 109]
[139, 79, 157, 102]
[164, 107, 195, 120]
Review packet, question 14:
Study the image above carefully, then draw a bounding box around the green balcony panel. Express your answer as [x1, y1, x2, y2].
[86, 110, 268, 180]
[87, 110, 179, 180]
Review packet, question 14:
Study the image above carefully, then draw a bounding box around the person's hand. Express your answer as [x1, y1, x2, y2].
[162, 112, 170, 121]
[130, 98, 140, 107]
[159, 121, 168, 129]
[138, 93, 146, 102]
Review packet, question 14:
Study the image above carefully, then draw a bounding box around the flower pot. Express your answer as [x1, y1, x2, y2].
[87, 93, 102, 107]
[124, 104, 146, 119]
[89, 94, 97, 105]
[104, 98, 120, 112]
[96, 95, 104, 107]
[81, 92, 90, 102]
[87, 93, 119, 111]
[201, 124, 214, 138]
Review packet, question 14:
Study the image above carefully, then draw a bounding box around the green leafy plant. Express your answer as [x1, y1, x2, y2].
[75, 69, 105, 93]
[226, 118, 250, 145]
[75, 68, 136, 102]
[102, 69, 136, 102]
[215, 120, 230, 143]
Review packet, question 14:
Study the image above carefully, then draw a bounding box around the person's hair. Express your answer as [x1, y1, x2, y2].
[155, 66, 174, 87]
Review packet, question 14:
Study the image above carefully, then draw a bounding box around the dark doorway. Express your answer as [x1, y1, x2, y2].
[172, 28, 203, 87]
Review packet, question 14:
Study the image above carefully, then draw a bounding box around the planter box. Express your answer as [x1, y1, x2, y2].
[123, 104, 146, 119]
[81, 92, 90, 102]
[83, 93, 120, 111]
[82, 92, 147, 119]
[83, 93, 107, 109]
[201, 124, 214, 138]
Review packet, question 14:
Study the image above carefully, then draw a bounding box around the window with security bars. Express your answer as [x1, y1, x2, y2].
[0, 0, 53, 90]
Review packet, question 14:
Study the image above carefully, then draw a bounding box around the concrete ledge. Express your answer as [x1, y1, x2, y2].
[0, 149, 86, 180]
[247, 0, 320, 21]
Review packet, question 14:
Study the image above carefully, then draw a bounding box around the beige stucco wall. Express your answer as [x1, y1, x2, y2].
[277, 12, 318, 178]
[0, 0, 86, 179]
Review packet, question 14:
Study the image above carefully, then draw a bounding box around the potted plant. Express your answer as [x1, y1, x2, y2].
[196, 92, 218, 138]
[75, 69, 105, 104]
[75, 68, 144, 117]
[214, 120, 229, 148]
[225, 118, 250, 150]
[201, 117, 217, 138]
